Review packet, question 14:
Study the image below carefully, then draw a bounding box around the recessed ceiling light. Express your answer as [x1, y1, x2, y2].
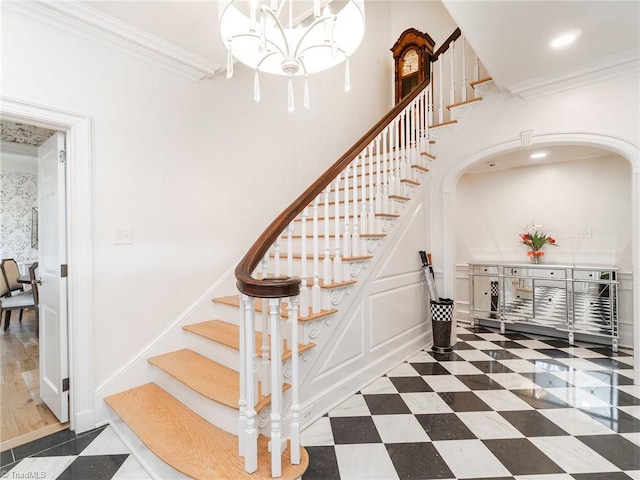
[551, 31, 579, 49]
[530, 152, 547, 159]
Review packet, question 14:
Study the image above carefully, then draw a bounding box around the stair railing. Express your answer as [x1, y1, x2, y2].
[234, 28, 484, 477]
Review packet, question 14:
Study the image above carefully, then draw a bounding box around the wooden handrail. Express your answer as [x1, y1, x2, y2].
[235, 27, 462, 298]
[235, 77, 432, 298]
[433, 28, 461, 60]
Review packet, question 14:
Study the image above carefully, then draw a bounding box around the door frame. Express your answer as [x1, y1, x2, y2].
[1, 95, 94, 432]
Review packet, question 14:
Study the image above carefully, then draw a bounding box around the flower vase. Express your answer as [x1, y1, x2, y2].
[528, 250, 542, 264]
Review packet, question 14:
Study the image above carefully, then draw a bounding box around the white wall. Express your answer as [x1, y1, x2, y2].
[1, 1, 454, 415]
[455, 155, 632, 269]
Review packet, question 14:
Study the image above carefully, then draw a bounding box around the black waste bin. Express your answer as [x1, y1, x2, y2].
[430, 297, 453, 353]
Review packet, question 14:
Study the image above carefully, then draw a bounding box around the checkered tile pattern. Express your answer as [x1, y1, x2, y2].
[302, 325, 640, 480]
[1, 425, 150, 480]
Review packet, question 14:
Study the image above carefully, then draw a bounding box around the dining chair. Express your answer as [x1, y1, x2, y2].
[1, 258, 27, 325]
[1, 262, 38, 333]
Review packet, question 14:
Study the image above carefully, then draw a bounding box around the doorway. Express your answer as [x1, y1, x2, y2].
[0, 96, 95, 440]
[0, 123, 67, 448]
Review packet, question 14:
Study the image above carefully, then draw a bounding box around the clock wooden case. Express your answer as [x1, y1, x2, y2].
[391, 28, 435, 103]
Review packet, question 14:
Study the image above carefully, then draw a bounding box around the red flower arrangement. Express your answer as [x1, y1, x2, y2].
[519, 230, 558, 264]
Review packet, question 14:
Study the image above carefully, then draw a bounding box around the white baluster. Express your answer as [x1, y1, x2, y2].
[242, 294, 257, 473]
[368, 142, 376, 234]
[274, 238, 281, 277]
[374, 136, 382, 215]
[438, 58, 444, 123]
[426, 87, 432, 153]
[289, 296, 301, 464]
[382, 128, 390, 213]
[474, 52, 480, 82]
[429, 60, 435, 126]
[410, 100, 417, 165]
[312, 196, 321, 313]
[400, 111, 409, 180]
[287, 224, 294, 278]
[388, 122, 396, 197]
[342, 163, 351, 258]
[351, 157, 360, 256]
[323, 188, 332, 284]
[269, 298, 282, 478]
[333, 177, 343, 282]
[360, 151, 368, 235]
[261, 298, 270, 396]
[461, 36, 467, 102]
[261, 253, 268, 279]
[299, 207, 309, 316]
[450, 41, 456, 106]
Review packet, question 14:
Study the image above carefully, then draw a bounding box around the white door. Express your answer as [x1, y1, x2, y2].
[37, 131, 69, 423]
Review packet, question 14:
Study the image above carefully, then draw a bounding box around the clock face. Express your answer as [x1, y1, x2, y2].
[401, 49, 419, 77]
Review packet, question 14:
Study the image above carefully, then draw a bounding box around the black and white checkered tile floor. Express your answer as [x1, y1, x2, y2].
[0, 424, 151, 480]
[301, 326, 640, 480]
[2, 325, 638, 479]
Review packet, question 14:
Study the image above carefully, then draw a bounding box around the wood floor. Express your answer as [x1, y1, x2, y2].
[1, 310, 64, 450]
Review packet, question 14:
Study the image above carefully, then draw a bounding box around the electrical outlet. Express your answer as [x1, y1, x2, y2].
[113, 226, 133, 245]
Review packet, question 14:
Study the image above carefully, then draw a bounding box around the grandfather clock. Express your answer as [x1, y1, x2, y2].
[391, 28, 435, 103]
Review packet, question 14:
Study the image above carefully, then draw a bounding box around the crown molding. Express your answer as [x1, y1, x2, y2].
[507, 48, 640, 100]
[4, 0, 220, 81]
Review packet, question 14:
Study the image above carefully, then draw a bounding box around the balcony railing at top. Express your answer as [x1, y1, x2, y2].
[234, 27, 486, 477]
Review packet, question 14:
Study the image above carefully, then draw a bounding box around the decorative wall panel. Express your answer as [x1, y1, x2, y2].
[0, 169, 38, 267]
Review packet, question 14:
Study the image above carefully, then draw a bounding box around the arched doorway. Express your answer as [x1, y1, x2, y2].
[441, 132, 640, 385]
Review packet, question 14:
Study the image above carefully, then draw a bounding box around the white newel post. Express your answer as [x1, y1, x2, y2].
[269, 298, 282, 478]
[242, 294, 258, 473]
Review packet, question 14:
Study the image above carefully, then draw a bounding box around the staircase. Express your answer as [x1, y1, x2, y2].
[105, 29, 494, 479]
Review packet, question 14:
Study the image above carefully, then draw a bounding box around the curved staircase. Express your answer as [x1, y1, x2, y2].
[105, 28, 496, 479]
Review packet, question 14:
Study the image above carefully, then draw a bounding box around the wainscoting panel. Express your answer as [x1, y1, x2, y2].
[370, 282, 425, 350]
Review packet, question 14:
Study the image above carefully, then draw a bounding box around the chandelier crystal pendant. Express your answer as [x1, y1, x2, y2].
[219, 0, 365, 112]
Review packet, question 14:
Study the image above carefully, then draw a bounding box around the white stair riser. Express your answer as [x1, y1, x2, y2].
[152, 372, 239, 435]
[184, 332, 240, 371]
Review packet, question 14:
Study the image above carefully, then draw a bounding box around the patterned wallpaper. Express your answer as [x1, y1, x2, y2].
[1, 120, 55, 146]
[0, 170, 39, 268]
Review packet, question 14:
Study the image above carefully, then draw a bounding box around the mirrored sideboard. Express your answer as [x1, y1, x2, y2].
[469, 262, 619, 351]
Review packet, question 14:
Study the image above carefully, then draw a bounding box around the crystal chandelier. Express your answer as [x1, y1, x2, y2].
[219, 0, 365, 112]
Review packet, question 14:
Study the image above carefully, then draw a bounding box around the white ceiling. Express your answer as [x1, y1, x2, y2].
[6, 1, 639, 173]
[442, 0, 640, 96]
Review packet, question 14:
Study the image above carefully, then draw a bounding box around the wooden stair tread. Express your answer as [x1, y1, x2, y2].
[184, 320, 315, 360]
[213, 296, 338, 322]
[389, 194, 410, 201]
[470, 76, 493, 88]
[105, 383, 308, 480]
[446, 96, 483, 110]
[148, 349, 285, 411]
[400, 178, 420, 186]
[411, 164, 430, 172]
[429, 119, 458, 129]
